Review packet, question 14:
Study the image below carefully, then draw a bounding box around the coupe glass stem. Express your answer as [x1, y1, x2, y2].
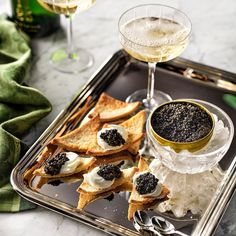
[65, 14, 75, 59]
[147, 62, 157, 109]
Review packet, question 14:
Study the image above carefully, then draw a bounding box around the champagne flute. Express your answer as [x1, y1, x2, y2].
[38, 0, 95, 73]
[119, 4, 191, 110]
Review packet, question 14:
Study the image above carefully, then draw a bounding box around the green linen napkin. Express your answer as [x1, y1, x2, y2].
[0, 17, 52, 212]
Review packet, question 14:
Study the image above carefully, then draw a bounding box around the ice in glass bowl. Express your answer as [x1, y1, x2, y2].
[147, 99, 234, 174]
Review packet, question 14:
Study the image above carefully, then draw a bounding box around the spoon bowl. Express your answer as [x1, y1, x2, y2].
[133, 211, 162, 236]
[151, 216, 175, 232]
[134, 210, 153, 227]
[152, 216, 189, 236]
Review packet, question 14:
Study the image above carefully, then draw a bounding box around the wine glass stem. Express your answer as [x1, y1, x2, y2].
[65, 14, 75, 59]
[147, 62, 157, 109]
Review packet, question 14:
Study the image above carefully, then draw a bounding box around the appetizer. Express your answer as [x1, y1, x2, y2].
[77, 164, 138, 210]
[33, 152, 96, 178]
[128, 157, 169, 220]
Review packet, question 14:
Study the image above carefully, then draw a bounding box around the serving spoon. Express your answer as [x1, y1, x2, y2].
[151, 215, 189, 236]
[133, 211, 162, 235]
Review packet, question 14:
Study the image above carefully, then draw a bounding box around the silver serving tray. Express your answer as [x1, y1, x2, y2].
[11, 50, 236, 236]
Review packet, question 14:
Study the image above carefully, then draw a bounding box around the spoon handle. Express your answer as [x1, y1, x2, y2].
[139, 228, 162, 236]
[151, 228, 163, 236]
[174, 230, 189, 236]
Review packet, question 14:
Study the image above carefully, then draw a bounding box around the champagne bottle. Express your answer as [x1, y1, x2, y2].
[11, 0, 60, 38]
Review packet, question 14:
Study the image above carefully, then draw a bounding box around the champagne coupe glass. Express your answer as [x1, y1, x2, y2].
[119, 4, 191, 110]
[38, 0, 95, 73]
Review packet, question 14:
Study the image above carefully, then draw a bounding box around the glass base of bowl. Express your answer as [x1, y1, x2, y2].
[50, 47, 94, 74]
[126, 89, 172, 111]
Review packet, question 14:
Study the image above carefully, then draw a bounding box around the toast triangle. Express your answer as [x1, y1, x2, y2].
[89, 92, 141, 122]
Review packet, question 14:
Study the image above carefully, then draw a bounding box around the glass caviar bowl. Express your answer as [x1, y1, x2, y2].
[147, 99, 234, 174]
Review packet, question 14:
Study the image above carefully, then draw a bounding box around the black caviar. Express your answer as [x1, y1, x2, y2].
[97, 164, 122, 181]
[100, 129, 125, 147]
[135, 172, 159, 195]
[151, 102, 213, 142]
[44, 152, 69, 176]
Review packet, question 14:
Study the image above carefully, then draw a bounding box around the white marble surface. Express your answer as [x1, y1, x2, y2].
[0, 0, 236, 236]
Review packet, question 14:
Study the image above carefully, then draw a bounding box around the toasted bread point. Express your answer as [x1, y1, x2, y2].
[78, 167, 138, 195]
[87, 110, 146, 156]
[128, 140, 142, 155]
[33, 156, 96, 179]
[128, 187, 169, 220]
[89, 92, 141, 122]
[138, 156, 150, 171]
[128, 157, 169, 219]
[125, 110, 146, 156]
[128, 198, 168, 221]
[86, 133, 144, 156]
[51, 115, 101, 152]
[78, 182, 133, 210]
[120, 110, 146, 135]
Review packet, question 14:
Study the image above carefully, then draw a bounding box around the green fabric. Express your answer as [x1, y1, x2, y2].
[0, 18, 52, 211]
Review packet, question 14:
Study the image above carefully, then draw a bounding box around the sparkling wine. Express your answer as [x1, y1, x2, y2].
[38, 0, 96, 15]
[120, 17, 190, 63]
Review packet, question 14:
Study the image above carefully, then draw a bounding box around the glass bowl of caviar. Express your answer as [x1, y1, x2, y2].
[147, 99, 234, 174]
